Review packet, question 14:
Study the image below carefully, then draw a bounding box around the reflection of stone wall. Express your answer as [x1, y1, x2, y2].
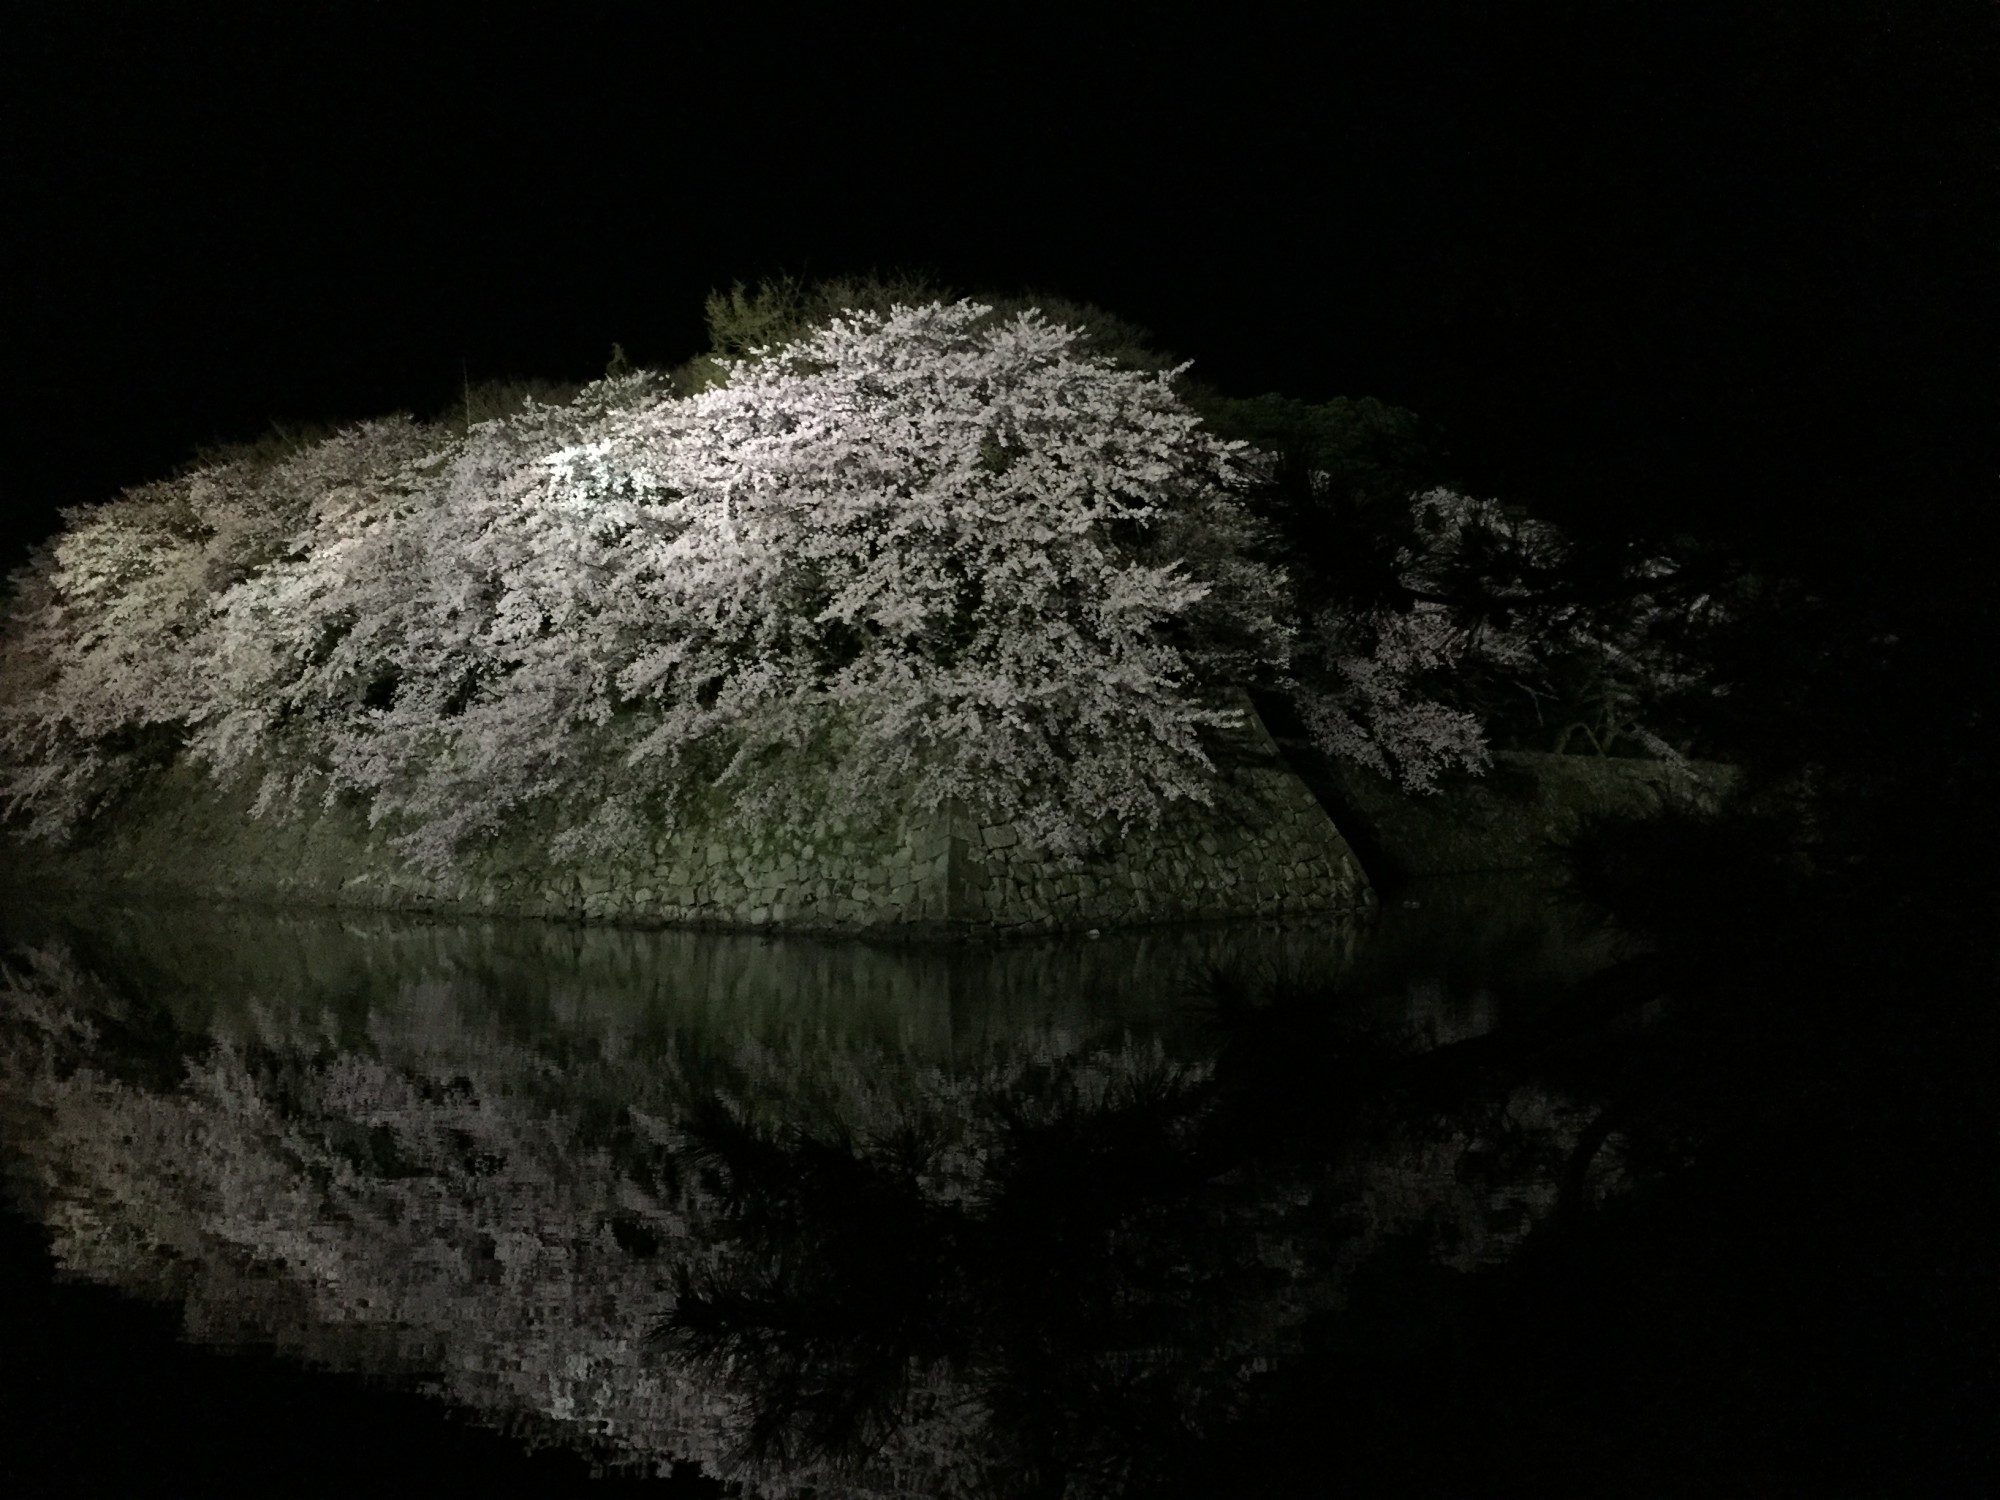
[0, 898, 1367, 1062]
[3, 691, 1373, 938]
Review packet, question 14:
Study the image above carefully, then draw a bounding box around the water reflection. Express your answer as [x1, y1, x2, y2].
[0, 880, 1626, 1497]
[1, 896, 1377, 1058]
[0, 873, 1613, 1063]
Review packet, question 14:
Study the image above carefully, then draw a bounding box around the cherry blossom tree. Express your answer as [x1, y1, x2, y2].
[2, 301, 1296, 867]
[1289, 482, 1729, 789]
[1, 282, 1732, 874]
[470, 299, 1293, 865]
[0, 419, 441, 839]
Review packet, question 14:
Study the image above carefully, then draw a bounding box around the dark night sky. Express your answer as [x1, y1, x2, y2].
[3, 1, 1992, 595]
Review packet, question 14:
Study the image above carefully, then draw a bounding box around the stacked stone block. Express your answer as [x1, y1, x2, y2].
[7, 691, 1375, 937]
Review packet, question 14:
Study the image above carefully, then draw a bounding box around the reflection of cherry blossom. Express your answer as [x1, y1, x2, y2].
[1, 942, 1615, 1500]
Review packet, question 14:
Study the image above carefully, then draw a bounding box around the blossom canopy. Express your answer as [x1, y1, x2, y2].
[1, 299, 1297, 865]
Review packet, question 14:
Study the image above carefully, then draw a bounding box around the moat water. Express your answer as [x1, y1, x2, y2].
[0, 875, 1624, 1495]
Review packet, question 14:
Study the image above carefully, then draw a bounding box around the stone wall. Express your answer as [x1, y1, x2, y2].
[1286, 738, 1743, 884]
[2, 690, 1374, 939]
